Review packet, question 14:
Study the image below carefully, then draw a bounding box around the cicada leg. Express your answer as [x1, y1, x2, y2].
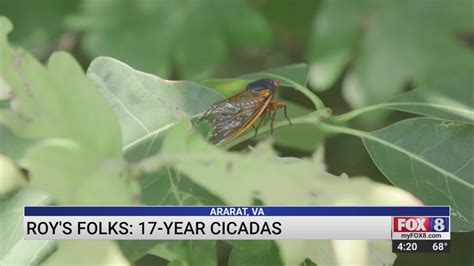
[253, 111, 271, 137]
[270, 111, 277, 134]
[267, 101, 292, 134]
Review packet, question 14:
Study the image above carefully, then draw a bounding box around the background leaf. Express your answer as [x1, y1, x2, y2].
[270, 101, 324, 152]
[0, 187, 55, 265]
[363, 118, 473, 231]
[307, 0, 367, 91]
[387, 87, 474, 124]
[87, 57, 224, 157]
[334, 85, 474, 124]
[0, 39, 121, 155]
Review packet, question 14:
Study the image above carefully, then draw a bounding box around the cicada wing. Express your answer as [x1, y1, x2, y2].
[198, 90, 272, 145]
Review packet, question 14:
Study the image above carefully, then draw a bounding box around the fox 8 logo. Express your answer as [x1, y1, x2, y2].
[393, 217, 449, 232]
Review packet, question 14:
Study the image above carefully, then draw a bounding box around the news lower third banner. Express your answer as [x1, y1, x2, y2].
[24, 206, 450, 240]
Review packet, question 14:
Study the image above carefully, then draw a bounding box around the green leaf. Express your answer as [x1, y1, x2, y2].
[86, 57, 225, 157]
[0, 125, 35, 160]
[46, 53, 122, 154]
[199, 79, 250, 98]
[22, 138, 139, 205]
[0, 16, 13, 40]
[0, 31, 122, 155]
[273, 123, 325, 152]
[43, 240, 128, 266]
[0, 187, 55, 265]
[119, 168, 224, 261]
[118, 240, 163, 263]
[271, 100, 325, 152]
[387, 87, 474, 124]
[149, 241, 217, 266]
[301, 258, 317, 266]
[246, 98, 325, 152]
[363, 118, 473, 231]
[307, 1, 367, 91]
[228, 241, 282, 266]
[70, 0, 271, 77]
[70, 158, 140, 205]
[147, 242, 179, 262]
[140, 168, 223, 206]
[309, 0, 474, 109]
[333, 85, 474, 124]
[308, 47, 351, 92]
[279, 240, 394, 266]
[139, 119, 421, 265]
[92, 54, 227, 260]
[1, 17, 137, 208]
[119, 155, 224, 261]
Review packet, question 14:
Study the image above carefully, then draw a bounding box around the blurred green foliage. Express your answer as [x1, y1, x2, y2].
[0, 0, 78, 56]
[3, 0, 471, 104]
[68, 0, 271, 78]
[308, 0, 473, 111]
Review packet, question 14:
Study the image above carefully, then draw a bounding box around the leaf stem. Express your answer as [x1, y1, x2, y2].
[332, 103, 392, 122]
[254, 72, 326, 110]
[333, 101, 474, 123]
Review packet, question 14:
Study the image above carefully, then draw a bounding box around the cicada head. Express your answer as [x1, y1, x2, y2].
[245, 79, 280, 93]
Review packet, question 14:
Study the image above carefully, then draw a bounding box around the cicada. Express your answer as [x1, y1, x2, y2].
[197, 78, 291, 146]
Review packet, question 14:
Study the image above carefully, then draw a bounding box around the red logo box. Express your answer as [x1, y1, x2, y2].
[393, 217, 430, 232]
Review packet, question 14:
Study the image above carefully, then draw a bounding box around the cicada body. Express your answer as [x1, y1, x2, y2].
[198, 79, 291, 145]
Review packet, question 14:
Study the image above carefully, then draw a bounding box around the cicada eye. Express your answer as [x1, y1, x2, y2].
[246, 79, 279, 92]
